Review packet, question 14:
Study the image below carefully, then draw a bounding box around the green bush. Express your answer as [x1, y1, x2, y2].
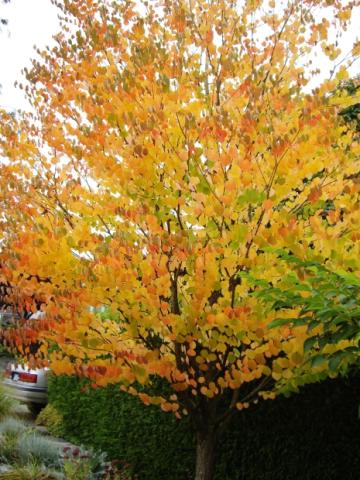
[48, 375, 194, 480]
[48, 372, 360, 479]
[35, 404, 65, 438]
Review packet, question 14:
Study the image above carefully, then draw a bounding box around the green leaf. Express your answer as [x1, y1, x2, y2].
[307, 319, 319, 332]
[232, 224, 248, 244]
[304, 336, 318, 352]
[197, 176, 211, 194]
[237, 189, 266, 206]
[293, 316, 313, 327]
[329, 352, 345, 372]
[311, 354, 326, 368]
[267, 317, 291, 329]
[88, 338, 102, 348]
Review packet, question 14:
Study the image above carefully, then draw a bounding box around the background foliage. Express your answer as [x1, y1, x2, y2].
[48, 372, 360, 480]
[243, 251, 360, 380]
[48, 374, 195, 480]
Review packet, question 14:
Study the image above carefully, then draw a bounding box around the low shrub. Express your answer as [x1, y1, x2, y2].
[60, 445, 122, 480]
[36, 404, 65, 438]
[0, 418, 28, 437]
[16, 432, 61, 468]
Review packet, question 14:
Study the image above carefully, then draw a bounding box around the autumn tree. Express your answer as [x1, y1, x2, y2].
[0, 1, 360, 479]
[252, 81, 360, 375]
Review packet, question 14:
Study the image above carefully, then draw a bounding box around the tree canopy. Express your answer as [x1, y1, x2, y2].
[0, 1, 359, 478]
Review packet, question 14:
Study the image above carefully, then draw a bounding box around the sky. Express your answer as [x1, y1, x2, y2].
[0, 0, 59, 111]
[0, 0, 359, 112]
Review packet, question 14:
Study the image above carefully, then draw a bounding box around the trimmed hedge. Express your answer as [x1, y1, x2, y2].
[48, 373, 360, 479]
[48, 375, 195, 479]
[217, 373, 360, 479]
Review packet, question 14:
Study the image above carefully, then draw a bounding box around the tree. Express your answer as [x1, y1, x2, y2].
[0, 1, 359, 478]
[251, 81, 360, 378]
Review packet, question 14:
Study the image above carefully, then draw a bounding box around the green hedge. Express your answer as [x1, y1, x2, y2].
[217, 373, 360, 479]
[47, 375, 195, 479]
[48, 373, 360, 479]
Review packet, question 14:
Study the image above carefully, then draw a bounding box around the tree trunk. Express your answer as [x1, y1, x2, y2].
[195, 429, 217, 480]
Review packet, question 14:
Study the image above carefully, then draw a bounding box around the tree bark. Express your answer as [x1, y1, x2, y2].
[195, 429, 217, 480]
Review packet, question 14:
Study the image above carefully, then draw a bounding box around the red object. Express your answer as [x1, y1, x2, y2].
[18, 372, 38, 383]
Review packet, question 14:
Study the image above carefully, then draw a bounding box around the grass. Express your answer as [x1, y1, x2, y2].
[0, 417, 28, 437]
[0, 461, 64, 480]
[0, 390, 14, 421]
[16, 433, 62, 468]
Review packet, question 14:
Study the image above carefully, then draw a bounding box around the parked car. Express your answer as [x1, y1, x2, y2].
[1, 309, 48, 414]
[0, 311, 20, 327]
[2, 362, 48, 414]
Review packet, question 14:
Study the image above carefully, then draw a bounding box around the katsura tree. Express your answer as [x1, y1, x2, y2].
[249, 82, 360, 377]
[0, 0, 360, 478]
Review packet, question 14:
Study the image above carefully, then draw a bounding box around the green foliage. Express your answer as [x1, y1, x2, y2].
[48, 374, 195, 480]
[60, 445, 119, 480]
[0, 462, 63, 480]
[48, 372, 360, 480]
[0, 432, 18, 464]
[0, 387, 15, 421]
[216, 372, 360, 480]
[0, 417, 27, 437]
[16, 433, 61, 468]
[62, 448, 92, 480]
[0, 418, 61, 468]
[251, 251, 360, 372]
[0, 418, 28, 464]
[338, 76, 360, 134]
[35, 404, 65, 438]
[0, 404, 125, 480]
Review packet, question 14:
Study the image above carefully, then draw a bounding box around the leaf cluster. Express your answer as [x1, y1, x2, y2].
[252, 250, 360, 375]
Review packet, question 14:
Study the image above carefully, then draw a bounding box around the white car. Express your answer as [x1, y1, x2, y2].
[1, 309, 48, 413]
[0, 311, 20, 327]
[2, 362, 48, 414]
